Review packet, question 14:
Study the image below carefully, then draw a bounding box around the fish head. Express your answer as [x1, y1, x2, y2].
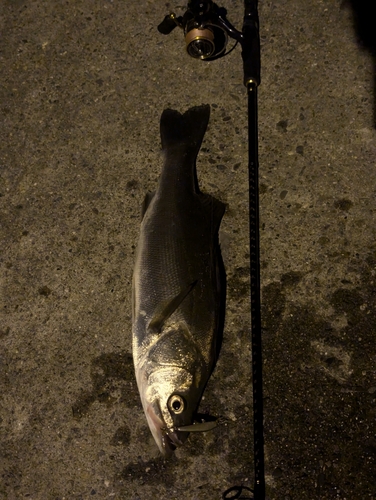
[138, 365, 203, 456]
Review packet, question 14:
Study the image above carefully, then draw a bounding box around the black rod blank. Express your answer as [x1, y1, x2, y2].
[242, 1, 265, 498]
[247, 82, 265, 500]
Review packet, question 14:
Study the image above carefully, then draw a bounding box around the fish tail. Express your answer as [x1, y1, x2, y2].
[160, 105, 210, 157]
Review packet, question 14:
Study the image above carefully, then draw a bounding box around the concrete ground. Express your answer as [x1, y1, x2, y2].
[1, 0, 375, 498]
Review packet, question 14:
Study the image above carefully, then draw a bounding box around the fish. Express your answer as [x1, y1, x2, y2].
[132, 105, 226, 456]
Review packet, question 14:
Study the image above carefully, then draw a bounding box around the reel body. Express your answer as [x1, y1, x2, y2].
[158, 0, 241, 61]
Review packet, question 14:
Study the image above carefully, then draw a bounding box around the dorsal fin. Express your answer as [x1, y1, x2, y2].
[200, 193, 226, 229]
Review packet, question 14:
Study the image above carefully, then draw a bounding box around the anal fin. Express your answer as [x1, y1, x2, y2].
[141, 191, 155, 220]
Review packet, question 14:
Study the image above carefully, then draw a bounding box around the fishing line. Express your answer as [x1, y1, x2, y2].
[158, 2, 265, 498]
[222, 484, 254, 499]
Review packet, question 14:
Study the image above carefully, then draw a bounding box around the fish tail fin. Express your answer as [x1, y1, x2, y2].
[160, 105, 210, 156]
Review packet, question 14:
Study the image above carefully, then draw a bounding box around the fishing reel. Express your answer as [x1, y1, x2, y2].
[158, 0, 243, 61]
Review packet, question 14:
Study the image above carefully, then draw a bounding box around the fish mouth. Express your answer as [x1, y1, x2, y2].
[145, 403, 187, 456]
[162, 431, 184, 454]
[163, 433, 177, 453]
[161, 427, 191, 456]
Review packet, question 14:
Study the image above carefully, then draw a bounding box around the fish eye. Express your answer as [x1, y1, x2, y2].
[167, 394, 185, 414]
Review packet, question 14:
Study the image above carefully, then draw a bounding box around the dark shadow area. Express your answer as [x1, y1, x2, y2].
[71, 351, 138, 418]
[348, 0, 376, 126]
[262, 253, 376, 498]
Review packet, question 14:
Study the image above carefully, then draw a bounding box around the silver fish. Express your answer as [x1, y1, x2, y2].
[132, 105, 226, 455]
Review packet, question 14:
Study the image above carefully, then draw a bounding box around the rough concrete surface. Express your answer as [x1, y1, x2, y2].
[1, 0, 375, 499]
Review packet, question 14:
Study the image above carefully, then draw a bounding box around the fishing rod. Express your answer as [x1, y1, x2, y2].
[158, 2, 264, 499]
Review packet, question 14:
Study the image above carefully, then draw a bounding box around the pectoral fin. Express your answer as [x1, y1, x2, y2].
[148, 280, 198, 333]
